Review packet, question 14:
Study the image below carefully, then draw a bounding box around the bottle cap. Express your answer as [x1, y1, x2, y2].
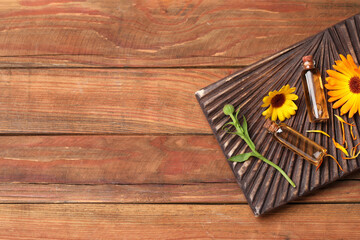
[263, 119, 279, 133]
[302, 55, 315, 69]
[302, 55, 313, 63]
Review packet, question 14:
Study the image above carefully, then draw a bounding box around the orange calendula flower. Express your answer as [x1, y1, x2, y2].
[325, 54, 360, 118]
[261, 84, 298, 122]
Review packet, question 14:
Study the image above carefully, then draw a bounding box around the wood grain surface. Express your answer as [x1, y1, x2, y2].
[0, 135, 230, 184]
[0, 135, 357, 205]
[0, 135, 357, 185]
[0, 204, 359, 239]
[0, 0, 356, 67]
[0, 180, 358, 204]
[0, 0, 358, 238]
[0, 68, 234, 134]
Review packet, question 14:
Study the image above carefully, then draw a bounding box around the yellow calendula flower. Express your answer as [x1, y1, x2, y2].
[325, 54, 360, 118]
[261, 84, 298, 121]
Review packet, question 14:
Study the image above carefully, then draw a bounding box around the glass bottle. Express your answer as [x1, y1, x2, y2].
[301, 55, 329, 122]
[263, 120, 327, 167]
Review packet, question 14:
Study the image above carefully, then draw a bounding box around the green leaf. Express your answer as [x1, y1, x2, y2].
[240, 116, 256, 150]
[235, 107, 241, 120]
[228, 152, 255, 162]
[222, 122, 235, 129]
[242, 115, 247, 131]
[223, 127, 237, 135]
[222, 122, 236, 134]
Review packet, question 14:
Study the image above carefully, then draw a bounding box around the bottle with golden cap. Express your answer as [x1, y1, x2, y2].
[263, 119, 327, 167]
[301, 55, 329, 122]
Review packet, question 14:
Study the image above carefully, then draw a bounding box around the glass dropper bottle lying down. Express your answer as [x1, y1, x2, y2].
[263, 119, 327, 167]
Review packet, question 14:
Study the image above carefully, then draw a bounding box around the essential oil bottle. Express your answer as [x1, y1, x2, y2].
[301, 55, 329, 122]
[263, 120, 327, 167]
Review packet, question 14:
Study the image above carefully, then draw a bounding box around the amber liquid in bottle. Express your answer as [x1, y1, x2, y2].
[301, 55, 329, 122]
[264, 120, 327, 166]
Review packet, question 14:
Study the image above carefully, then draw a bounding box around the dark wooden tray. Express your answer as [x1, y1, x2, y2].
[195, 14, 360, 216]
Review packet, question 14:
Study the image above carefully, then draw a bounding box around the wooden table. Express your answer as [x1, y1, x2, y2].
[0, 1, 359, 239]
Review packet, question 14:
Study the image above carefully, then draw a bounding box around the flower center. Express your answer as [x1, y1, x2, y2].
[349, 76, 360, 93]
[271, 94, 285, 108]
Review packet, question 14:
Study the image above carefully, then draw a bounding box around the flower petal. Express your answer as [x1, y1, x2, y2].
[326, 77, 349, 87]
[327, 70, 351, 82]
[262, 96, 269, 103]
[261, 102, 270, 108]
[271, 107, 278, 121]
[340, 94, 357, 115]
[283, 109, 291, 119]
[351, 124, 357, 140]
[327, 88, 349, 97]
[325, 83, 347, 90]
[286, 94, 298, 100]
[334, 114, 355, 126]
[285, 99, 298, 110]
[339, 54, 351, 68]
[262, 106, 273, 119]
[325, 154, 343, 171]
[333, 64, 352, 77]
[332, 93, 353, 109]
[328, 90, 350, 102]
[278, 110, 285, 121]
[332, 138, 349, 156]
[347, 54, 358, 69]
[349, 96, 360, 118]
[282, 84, 289, 92]
[288, 108, 296, 115]
[306, 130, 330, 137]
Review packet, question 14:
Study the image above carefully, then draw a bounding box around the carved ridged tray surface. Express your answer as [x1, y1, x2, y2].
[195, 14, 360, 216]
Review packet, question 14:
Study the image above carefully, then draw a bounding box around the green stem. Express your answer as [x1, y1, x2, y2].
[230, 115, 243, 135]
[255, 152, 296, 188]
[242, 137, 256, 152]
